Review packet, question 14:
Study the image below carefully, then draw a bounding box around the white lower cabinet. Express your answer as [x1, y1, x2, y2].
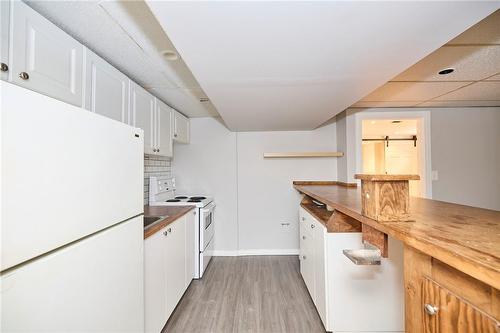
[145, 212, 193, 333]
[185, 210, 196, 288]
[165, 215, 186, 318]
[299, 207, 404, 333]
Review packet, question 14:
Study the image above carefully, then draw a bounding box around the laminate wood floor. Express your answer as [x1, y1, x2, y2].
[162, 256, 325, 333]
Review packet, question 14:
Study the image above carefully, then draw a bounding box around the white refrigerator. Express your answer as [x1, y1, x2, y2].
[1, 82, 145, 332]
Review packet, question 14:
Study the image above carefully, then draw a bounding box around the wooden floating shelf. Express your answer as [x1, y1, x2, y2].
[263, 152, 344, 158]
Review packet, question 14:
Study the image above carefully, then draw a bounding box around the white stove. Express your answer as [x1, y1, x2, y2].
[148, 176, 215, 278]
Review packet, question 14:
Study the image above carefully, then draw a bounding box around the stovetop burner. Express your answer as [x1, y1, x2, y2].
[188, 199, 202, 203]
[175, 196, 188, 199]
[166, 199, 181, 202]
[190, 196, 206, 200]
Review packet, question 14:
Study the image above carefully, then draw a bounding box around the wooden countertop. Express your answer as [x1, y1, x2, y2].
[293, 182, 500, 290]
[143, 205, 195, 239]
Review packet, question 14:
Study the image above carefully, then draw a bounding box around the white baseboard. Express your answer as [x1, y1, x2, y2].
[212, 249, 299, 257]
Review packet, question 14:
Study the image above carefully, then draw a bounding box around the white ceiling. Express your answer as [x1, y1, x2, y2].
[25, 0, 219, 118]
[353, 9, 500, 109]
[146, 1, 498, 131]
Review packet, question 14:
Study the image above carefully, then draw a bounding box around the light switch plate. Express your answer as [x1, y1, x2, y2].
[431, 170, 439, 181]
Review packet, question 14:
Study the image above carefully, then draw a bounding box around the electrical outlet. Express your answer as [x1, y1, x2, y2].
[431, 170, 439, 181]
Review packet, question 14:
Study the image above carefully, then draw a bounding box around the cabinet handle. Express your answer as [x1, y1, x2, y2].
[157, 148, 160, 152]
[193, 211, 196, 215]
[311, 224, 315, 229]
[302, 236, 306, 240]
[174, 133, 178, 138]
[0, 63, 8, 72]
[302, 255, 306, 260]
[301, 217, 305, 221]
[19, 72, 29, 80]
[168, 228, 172, 233]
[424, 304, 438, 316]
[163, 231, 168, 236]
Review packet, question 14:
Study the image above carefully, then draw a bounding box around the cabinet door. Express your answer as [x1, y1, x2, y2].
[173, 110, 190, 143]
[299, 209, 315, 301]
[84, 49, 128, 123]
[155, 99, 173, 157]
[1, 0, 9, 81]
[130, 81, 155, 154]
[185, 210, 196, 288]
[165, 217, 187, 318]
[423, 277, 499, 333]
[313, 219, 327, 326]
[144, 227, 168, 333]
[10, 1, 83, 106]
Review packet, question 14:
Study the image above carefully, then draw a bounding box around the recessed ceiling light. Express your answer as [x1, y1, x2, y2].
[438, 68, 454, 75]
[161, 50, 179, 61]
[391, 120, 402, 124]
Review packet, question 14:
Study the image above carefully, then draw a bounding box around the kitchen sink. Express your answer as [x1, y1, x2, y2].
[144, 215, 168, 229]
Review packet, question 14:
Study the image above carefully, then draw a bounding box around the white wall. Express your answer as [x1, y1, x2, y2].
[172, 118, 238, 253]
[430, 107, 500, 210]
[172, 118, 337, 254]
[237, 126, 337, 254]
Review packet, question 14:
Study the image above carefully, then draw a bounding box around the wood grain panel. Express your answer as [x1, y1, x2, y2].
[293, 183, 500, 290]
[423, 277, 500, 333]
[362, 224, 388, 257]
[293, 180, 357, 187]
[143, 205, 195, 239]
[404, 245, 432, 333]
[300, 195, 361, 233]
[355, 174, 420, 181]
[361, 180, 411, 221]
[432, 260, 499, 319]
[264, 152, 343, 158]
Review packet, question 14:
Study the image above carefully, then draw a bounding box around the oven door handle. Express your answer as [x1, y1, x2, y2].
[201, 202, 216, 214]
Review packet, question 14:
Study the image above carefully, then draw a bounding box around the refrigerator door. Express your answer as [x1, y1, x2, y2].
[0, 216, 144, 332]
[1, 82, 143, 270]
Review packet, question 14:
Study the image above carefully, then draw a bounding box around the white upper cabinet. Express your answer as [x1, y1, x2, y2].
[84, 49, 129, 123]
[10, 1, 83, 106]
[0, 0, 9, 81]
[173, 110, 190, 144]
[155, 99, 173, 157]
[130, 80, 155, 154]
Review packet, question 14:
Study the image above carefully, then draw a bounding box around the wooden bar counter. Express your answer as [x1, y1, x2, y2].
[294, 181, 500, 332]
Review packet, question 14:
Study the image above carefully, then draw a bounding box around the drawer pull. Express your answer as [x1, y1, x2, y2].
[310, 224, 315, 229]
[0, 63, 8, 72]
[302, 236, 306, 240]
[424, 304, 438, 316]
[301, 217, 305, 221]
[19, 72, 29, 80]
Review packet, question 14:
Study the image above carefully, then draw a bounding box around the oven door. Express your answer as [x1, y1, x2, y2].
[200, 202, 215, 251]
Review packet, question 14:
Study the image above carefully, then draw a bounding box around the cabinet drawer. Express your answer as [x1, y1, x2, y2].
[423, 277, 499, 333]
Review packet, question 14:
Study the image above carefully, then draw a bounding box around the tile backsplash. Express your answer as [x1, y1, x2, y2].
[144, 155, 172, 204]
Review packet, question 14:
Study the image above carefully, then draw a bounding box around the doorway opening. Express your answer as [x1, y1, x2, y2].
[362, 119, 423, 197]
[351, 108, 432, 199]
